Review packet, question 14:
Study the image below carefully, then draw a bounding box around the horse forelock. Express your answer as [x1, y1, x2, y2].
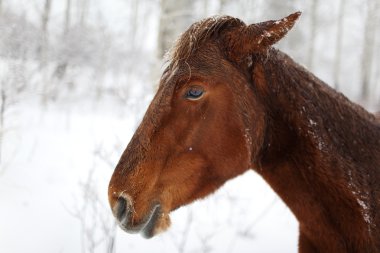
[167, 15, 245, 68]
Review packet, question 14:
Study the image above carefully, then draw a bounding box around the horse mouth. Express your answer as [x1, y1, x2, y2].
[114, 198, 163, 238]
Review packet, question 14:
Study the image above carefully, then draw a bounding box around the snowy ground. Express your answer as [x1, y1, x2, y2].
[0, 96, 298, 253]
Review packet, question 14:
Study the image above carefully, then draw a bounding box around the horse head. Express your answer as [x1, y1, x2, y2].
[108, 12, 301, 238]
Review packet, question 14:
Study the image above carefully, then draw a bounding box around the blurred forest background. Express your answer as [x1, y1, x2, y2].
[0, 0, 379, 253]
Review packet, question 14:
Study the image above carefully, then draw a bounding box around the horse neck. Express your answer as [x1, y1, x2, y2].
[250, 48, 380, 244]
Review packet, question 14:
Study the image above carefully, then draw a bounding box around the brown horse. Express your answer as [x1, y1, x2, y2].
[108, 12, 380, 252]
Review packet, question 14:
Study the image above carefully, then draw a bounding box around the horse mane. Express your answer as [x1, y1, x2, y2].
[254, 49, 380, 165]
[264, 49, 377, 127]
[254, 48, 380, 236]
[168, 15, 244, 67]
[376, 111, 380, 120]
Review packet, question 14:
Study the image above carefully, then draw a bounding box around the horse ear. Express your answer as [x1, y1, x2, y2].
[248, 11, 301, 49]
[224, 12, 301, 63]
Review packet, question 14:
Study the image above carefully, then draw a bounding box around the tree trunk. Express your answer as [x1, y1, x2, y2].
[307, 0, 319, 70]
[40, 0, 52, 103]
[360, 0, 379, 102]
[203, 0, 209, 17]
[0, 86, 5, 168]
[129, 0, 140, 49]
[42, 0, 52, 34]
[333, 0, 346, 90]
[79, 0, 89, 27]
[219, 0, 228, 13]
[64, 0, 71, 36]
[157, 0, 195, 58]
[40, 0, 52, 66]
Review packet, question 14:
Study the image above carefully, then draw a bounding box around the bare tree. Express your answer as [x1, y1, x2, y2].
[79, 0, 90, 27]
[40, 0, 52, 57]
[0, 85, 6, 169]
[202, 0, 209, 17]
[168, 208, 194, 253]
[307, 0, 319, 70]
[0, 62, 26, 174]
[360, 0, 380, 103]
[64, 0, 71, 36]
[263, 0, 296, 17]
[333, 0, 346, 90]
[128, 0, 140, 50]
[157, 0, 196, 58]
[218, 0, 229, 13]
[51, 0, 71, 82]
[41, 0, 51, 34]
[40, 0, 52, 103]
[153, 0, 196, 88]
[39, 0, 52, 64]
[66, 165, 117, 253]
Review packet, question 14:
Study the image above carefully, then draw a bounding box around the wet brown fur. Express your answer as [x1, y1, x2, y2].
[109, 13, 380, 252]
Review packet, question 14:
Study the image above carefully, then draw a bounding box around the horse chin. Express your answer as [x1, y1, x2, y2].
[144, 210, 171, 238]
[118, 204, 171, 239]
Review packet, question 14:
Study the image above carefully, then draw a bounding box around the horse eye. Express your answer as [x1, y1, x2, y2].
[185, 87, 204, 100]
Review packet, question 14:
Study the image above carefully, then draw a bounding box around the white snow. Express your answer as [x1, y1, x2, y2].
[306, 118, 325, 151]
[347, 169, 373, 233]
[0, 97, 298, 253]
[263, 30, 272, 38]
[308, 119, 317, 126]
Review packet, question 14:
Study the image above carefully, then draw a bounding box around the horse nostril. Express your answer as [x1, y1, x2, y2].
[113, 195, 132, 222]
[116, 197, 127, 221]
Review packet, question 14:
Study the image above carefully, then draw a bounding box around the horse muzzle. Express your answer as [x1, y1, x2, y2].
[111, 194, 162, 238]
